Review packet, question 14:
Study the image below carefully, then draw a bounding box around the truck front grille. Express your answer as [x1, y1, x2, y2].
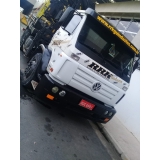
[69, 67, 119, 104]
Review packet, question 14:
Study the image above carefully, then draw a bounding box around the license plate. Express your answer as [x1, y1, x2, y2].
[79, 99, 95, 110]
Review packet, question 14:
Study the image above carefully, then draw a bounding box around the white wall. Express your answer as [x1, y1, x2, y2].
[115, 25, 140, 141]
[132, 30, 140, 50]
[115, 70, 140, 141]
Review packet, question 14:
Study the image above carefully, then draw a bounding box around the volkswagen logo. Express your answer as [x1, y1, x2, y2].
[92, 82, 101, 92]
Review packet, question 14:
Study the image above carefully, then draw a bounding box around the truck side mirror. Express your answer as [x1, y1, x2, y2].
[58, 7, 75, 27]
[64, 15, 82, 34]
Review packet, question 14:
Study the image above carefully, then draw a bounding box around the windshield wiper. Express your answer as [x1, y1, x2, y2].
[80, 42, 98, 54]
[80, 42, 106, 62]
[101, 56, 120, 70]
[80, 42, 108, 64]
[98, 52, 108, 64]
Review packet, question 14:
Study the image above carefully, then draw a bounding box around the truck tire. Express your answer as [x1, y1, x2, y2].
[20, 28, 31, 51]
[23, 35, 36, 58]
[21, 53, 42, 89]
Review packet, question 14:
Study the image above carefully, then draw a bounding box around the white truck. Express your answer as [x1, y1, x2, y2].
[21, 7, 140, 123]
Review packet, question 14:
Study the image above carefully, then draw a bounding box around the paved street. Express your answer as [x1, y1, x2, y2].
[20, 25, 121, 160]
[21, 88, 111, 160]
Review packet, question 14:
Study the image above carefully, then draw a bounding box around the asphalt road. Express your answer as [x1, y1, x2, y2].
[20, 25, 121, 160]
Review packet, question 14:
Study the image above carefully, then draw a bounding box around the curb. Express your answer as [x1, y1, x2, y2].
[97, 123, 130, 160]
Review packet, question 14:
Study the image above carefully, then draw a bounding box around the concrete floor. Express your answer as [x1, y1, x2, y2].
[20, 89, 111, 160]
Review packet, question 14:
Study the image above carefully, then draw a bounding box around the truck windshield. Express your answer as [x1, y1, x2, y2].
[78, 15, 135, 76]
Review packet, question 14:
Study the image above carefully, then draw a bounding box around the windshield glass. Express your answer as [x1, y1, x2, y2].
[78, 15, 134, 76]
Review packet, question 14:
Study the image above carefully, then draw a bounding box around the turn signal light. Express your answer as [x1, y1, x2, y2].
[50, 68, 53, 72]
[46, 94, 54, 100]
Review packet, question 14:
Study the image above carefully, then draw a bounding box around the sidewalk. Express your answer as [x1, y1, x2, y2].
[97, 116, 140, 160]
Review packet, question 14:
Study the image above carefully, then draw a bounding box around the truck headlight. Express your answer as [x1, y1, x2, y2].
[52, 87, 59, 93]
[104, 111, 108, 115]
[71, 53, 80, 61]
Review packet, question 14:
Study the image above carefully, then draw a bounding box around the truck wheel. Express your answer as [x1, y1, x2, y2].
[21, 53, 42, 89]
[20, 28, 31, 51]
[22, 35, 35, 58]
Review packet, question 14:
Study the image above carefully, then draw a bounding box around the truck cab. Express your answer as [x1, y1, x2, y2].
[21, 8, 140, 123]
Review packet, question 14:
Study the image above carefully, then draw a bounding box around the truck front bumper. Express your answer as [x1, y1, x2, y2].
[34, 74, 116, 123]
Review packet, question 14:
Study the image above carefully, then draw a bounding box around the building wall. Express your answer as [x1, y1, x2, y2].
[115, 70, 140, 141]
[115, 27, 140, 141]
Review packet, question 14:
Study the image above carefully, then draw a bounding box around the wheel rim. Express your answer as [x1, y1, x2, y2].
[24, 56, 37, 79]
